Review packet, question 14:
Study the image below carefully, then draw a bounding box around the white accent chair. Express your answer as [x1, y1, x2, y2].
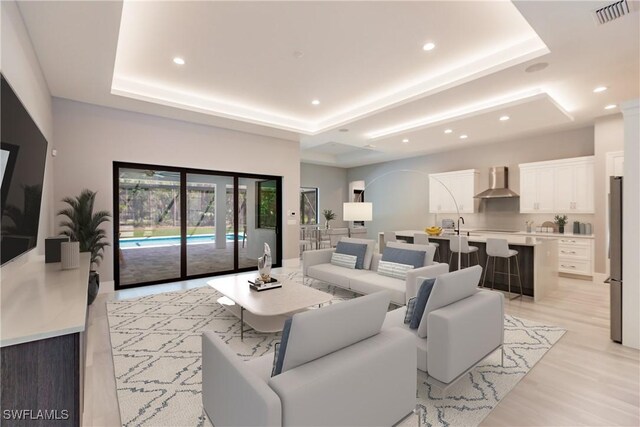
[383, 266, 504, 386]
[384, 231, 407, 246]
[202, 292, 417, 426]
[317, 228, 331, 249]
[327, 227, 349, 247]
[414, 232, 441, 262]
[449, 235, 479, 270]
[483, 238, 523, 300]
[348, 227, 367, 238]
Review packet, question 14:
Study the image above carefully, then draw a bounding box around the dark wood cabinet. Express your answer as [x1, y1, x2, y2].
[1, 330, 85, 426]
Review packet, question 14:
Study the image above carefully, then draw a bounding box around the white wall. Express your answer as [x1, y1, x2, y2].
[347, 127, 595, 239]
[621, 100, 639, 350]
[300, 163, 348, 228]
[593, 115, 624, 276]
[0, 0, 54, 278]
[52, 98, 300, 282]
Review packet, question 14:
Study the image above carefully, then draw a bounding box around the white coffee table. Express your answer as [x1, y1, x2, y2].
[208, 272, 333, 340]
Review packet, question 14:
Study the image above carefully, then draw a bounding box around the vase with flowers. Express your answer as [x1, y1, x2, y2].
[554, 214, 568, 234]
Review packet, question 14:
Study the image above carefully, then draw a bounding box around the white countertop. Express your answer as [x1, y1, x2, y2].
[385, 229, 594, 240]
[390, 230, 551, 246]
[513, 231, 594, 239]
[1, 254, 90, 347]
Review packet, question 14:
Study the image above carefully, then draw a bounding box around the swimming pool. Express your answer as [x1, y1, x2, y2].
[120, 234, 240, 248]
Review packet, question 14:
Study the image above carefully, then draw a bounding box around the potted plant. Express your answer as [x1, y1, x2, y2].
[554, 214, 568, 234]
[58, 189, 111, 305]
[322, 209, 336, 229]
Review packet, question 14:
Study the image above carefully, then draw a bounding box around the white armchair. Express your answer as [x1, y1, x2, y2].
[383, 265, 504, 385]
[202, 292, 417, 426]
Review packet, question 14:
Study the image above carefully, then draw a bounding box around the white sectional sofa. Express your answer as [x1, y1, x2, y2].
[302, 238, 449, 305]
[202, 292, 417, 427]
[383, 265, 505, 385]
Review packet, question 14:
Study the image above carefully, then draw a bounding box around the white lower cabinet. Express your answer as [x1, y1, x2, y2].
[557, 237, 593, 277]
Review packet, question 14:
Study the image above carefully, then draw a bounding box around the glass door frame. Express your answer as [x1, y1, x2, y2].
[113, 161, 283, 290]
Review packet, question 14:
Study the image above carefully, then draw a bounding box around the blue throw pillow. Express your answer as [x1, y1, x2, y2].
[382, 247, 426, 269]
[272, 317, 292, 376]
[409, 278, 436, 329]
[335, 241, 368, 269]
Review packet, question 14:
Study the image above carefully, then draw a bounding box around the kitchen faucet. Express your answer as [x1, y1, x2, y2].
[457, 216, 465, 235]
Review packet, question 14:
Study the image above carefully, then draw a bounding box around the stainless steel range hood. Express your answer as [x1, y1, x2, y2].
[474, 167, 519, 199]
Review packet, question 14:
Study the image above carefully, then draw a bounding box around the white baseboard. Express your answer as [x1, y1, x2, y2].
[283, 258, 300, 268]
[592, 272, 608, 284]
[100, 280, 115, 294]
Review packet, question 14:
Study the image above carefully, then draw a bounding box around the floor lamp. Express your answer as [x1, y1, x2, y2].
[343, 169, 463, 269]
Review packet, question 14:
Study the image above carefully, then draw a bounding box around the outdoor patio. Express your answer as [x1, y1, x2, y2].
[119, 242, 257, 286]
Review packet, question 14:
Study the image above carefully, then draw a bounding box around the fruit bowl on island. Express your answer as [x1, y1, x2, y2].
[425, 226, 442, 236]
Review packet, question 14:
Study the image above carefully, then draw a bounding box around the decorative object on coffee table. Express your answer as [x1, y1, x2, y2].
[58, 189, 111, 305]
[554, 214, 568, 234]
[257, 242, 272, 282]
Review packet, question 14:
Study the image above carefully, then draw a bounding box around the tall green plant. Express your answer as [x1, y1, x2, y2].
[58, 189, 111, 270]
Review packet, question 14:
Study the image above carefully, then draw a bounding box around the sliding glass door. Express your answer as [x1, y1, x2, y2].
[186, 173, 235, 276]
[114, 162, 282, 289]
[117, 168, 182, 286]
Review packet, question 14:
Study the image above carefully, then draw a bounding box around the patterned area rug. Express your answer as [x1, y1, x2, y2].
[107, 272, 565, 426]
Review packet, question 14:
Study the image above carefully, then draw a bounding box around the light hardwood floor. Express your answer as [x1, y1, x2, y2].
[83, 273, 639, 426]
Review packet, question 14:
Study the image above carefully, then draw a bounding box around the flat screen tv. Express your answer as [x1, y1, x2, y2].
[1, 75, 48, 265]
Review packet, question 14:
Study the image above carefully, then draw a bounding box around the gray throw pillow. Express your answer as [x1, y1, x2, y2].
[404, 297, 417, 324]
[272, 317, 292, 376]
[335, 241, 368, 269]
[382, 247, 426, 269]
[409, 278, 436, 329]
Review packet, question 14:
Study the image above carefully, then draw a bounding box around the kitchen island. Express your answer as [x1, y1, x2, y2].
[379, 230, 559, 302]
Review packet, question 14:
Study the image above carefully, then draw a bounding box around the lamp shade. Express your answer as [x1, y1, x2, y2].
[343, 202, 373, 221]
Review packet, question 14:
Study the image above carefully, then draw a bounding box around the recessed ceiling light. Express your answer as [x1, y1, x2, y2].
[593, 86, 608, 93]
[402, 138, 409, 143]
[444, 129, 453, 134]
[459, 134, 468, 139]
[422, 42, 436, 51]
[499, 115, 510, 121]
[525, 62, 548, 73]
[173, 57, 185, 65]
[605, 104, 617, 110]
[365, 144, 376, 148]
[311, 99, 320, 106]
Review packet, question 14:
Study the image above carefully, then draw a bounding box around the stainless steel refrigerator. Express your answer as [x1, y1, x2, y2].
[610, 176, 623, 343]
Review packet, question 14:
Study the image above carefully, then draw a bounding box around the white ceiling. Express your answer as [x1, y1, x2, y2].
[17, 1, 640, 168]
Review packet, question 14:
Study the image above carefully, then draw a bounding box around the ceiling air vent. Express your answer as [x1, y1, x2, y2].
[592, 0, 637, 25]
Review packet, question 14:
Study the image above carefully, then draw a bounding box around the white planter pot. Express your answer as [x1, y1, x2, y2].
[61, 241, 80, 270]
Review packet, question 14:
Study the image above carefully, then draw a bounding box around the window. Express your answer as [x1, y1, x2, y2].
[256, 179, 277, 229]
[300, 187, 319, 225]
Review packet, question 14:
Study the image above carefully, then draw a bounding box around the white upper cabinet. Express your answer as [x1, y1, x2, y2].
[519, 166, 555, 213]
[429, 170, 479, 214]
[519, 156, 594, 214]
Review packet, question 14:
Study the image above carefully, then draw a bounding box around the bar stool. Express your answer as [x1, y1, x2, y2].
[414, 233, 441, 262]
[449, 235, 479, 270]
[482, 238, 523, 300]
[384, 231, 406, 245]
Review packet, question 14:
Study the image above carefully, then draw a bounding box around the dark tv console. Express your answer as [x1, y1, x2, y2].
[1, 254, 90, 426]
